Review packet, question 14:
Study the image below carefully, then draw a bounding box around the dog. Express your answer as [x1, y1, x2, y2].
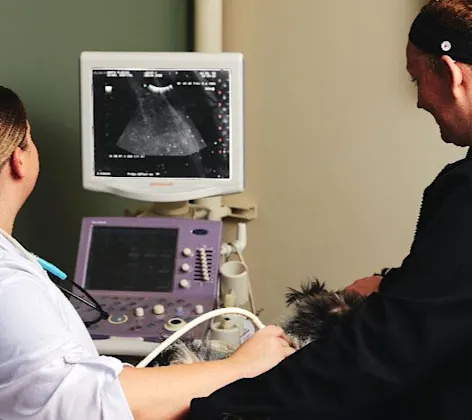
[151, 277, 370, 367]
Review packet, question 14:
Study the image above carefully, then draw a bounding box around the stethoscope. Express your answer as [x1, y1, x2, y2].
[0, 229, 109, 328]
[35, 256, 110, 328]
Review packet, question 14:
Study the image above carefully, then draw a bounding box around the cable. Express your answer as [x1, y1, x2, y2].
[136, 307, 265, 368]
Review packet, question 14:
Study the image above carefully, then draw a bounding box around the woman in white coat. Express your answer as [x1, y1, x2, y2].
[0, 86, 295, 420]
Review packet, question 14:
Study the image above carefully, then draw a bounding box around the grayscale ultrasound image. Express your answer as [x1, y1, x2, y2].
[92, 69, 230, 179]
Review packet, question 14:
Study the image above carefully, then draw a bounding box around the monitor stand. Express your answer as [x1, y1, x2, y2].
[125, 201, 192, 218]
[125, 196, 257, 222]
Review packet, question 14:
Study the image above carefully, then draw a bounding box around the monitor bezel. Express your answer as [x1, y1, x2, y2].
[80, 51, 244, 202]
[73, 216, 223, 295]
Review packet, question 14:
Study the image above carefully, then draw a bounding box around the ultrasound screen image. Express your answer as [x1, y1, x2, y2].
[92, 69, 231, 178]
[85, 226, 178, 292]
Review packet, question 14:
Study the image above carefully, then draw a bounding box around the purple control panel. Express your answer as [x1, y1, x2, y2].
[72, 217, 221, 342]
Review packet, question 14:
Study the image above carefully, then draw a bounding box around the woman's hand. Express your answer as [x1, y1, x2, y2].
[228, 325, 295, 378]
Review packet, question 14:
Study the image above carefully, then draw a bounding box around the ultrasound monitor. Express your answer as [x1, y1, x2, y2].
[73, 217, 222, 344]
[80, 51, 244, 203]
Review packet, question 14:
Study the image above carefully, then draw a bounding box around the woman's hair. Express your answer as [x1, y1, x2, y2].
[0, 86, 28, 168]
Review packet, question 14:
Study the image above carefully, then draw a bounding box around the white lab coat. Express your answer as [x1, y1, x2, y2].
[0, 230, 134, 419]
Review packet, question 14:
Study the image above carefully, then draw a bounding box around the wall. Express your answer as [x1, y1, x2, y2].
[2, 0, 465, 327]
[0, 0, 189, 275]
[222, 0, 465, 323]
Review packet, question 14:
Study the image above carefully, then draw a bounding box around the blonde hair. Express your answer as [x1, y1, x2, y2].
[0, 86, 28, 168]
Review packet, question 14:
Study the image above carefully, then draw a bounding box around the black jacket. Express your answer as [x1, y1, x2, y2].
[189, 149, 472, 420]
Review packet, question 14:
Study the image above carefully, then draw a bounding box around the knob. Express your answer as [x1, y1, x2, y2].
[164, 317, 187, 332]
[195, 304, 204, 315]
[152, 304, 165, 315]
[179, 279, 190, 289]
[181, 263, 191, 272]
[134, 307, 144, 317]
[182, 248, 192, 257]
[108, 313, 128, 324]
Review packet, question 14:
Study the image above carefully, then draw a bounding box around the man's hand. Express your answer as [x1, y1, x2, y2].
[228, 325, 296, 378]
[345, 275, 382, 296]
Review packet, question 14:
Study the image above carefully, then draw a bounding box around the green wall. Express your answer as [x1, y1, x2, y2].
[0, 0, 190, 277]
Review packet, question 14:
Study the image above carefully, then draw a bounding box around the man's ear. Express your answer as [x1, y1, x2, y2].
[10, 147, 25, 179]
[441, 55, 464, 98]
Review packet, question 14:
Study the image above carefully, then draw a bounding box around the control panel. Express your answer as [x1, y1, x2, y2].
[72, 217, 221, 346]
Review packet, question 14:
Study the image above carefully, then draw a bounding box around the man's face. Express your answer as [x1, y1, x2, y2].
[406, 41, 468, 146]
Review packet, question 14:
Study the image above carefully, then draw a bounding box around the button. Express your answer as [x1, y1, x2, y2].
[195, 304, 204, 314]
[135, 307, 144, 317]
[164, 317, 187, 331]
[203, 273, 210, 281]
[130, 325, 143, 331]
[176, 306, 184, 315]
[179, 279, 190, 289]
[182, 248, 193, 257]
[152, 304, 165, 315]
[108, 313, 128, 324]
[181, 263, 191, 272]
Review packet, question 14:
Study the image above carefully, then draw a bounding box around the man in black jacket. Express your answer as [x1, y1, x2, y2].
[188, 1, 472, 419]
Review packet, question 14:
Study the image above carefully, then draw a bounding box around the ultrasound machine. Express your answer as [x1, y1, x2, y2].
[75, 51, 254, 361]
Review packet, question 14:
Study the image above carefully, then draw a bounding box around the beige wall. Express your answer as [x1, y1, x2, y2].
[222, 0, 464, 324]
